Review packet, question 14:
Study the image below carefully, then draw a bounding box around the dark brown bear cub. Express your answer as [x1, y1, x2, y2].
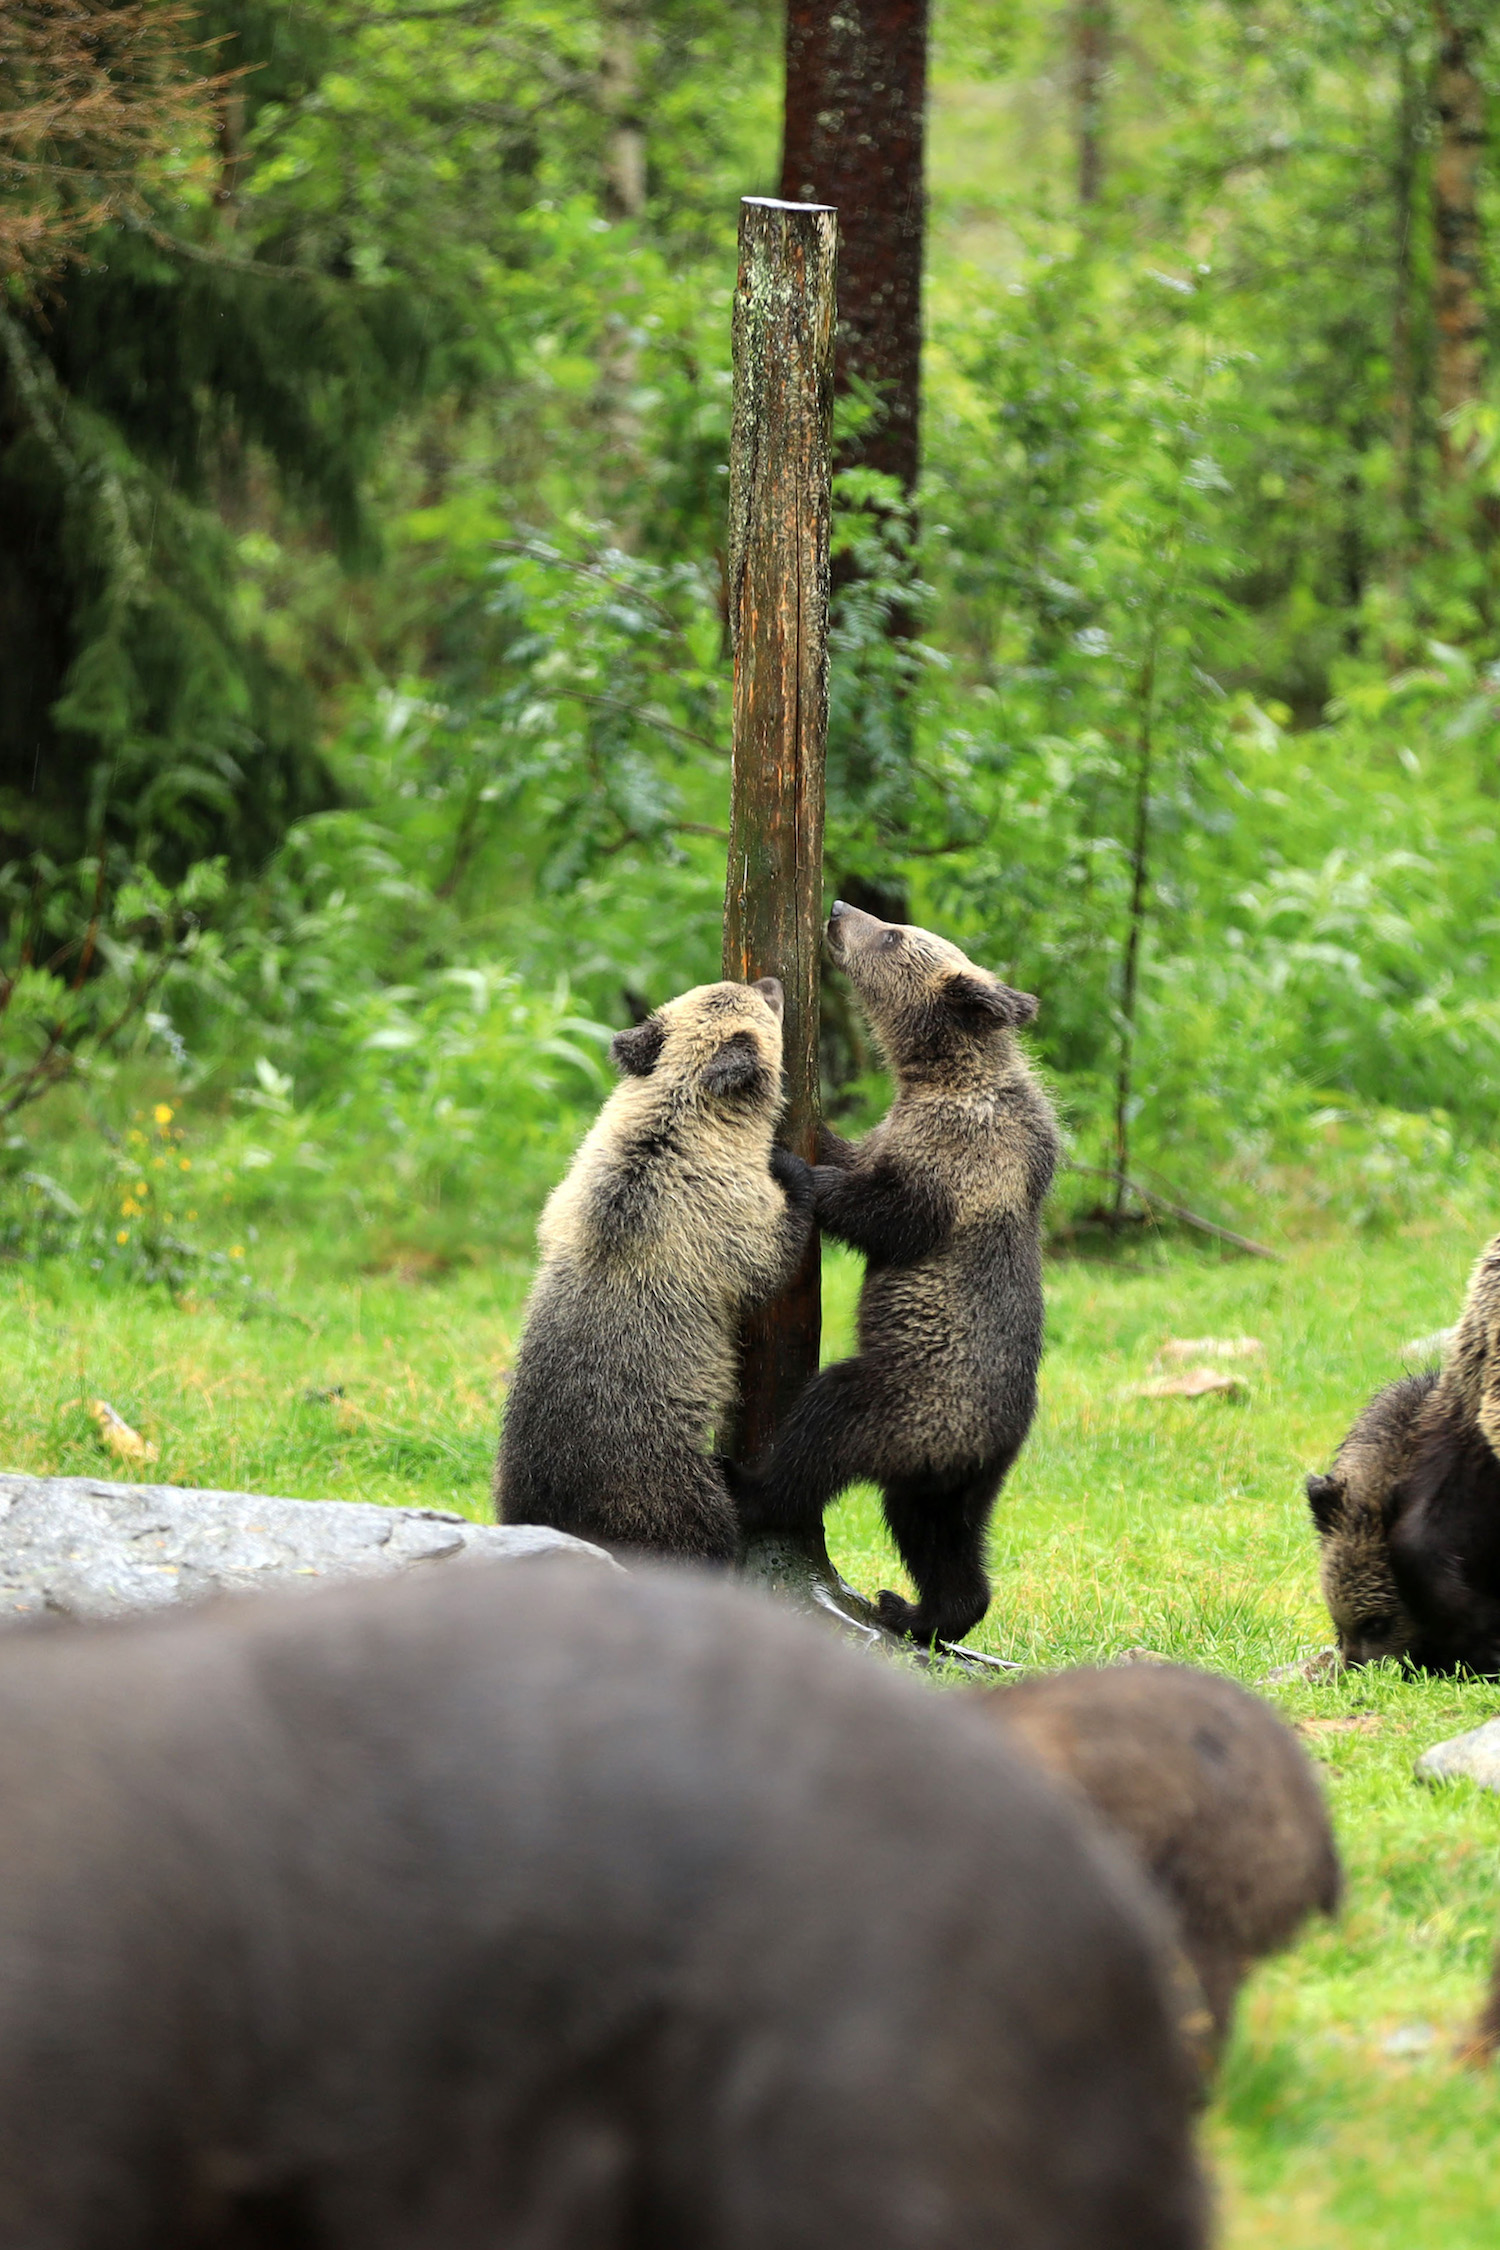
[736, 901, 1060, 1647]
[1308, 1231, 1500, 1673]
[970, 1663, 1342, 2074]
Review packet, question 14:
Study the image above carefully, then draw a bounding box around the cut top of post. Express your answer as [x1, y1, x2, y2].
[741, 196, 838, 214]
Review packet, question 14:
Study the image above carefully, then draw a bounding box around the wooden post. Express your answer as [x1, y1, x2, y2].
[723, 194, 836, 1462]
[719, 200, 1012, 1670]
[725, 195, 880, 1621]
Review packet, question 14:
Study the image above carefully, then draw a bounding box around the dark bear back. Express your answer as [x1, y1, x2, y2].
[0, 1563, 1205, 2250]
[972, 1663, 1341, 2067]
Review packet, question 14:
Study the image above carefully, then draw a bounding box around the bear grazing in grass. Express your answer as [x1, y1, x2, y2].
[496, 977, 813, 1561]
[970, 1663, 1342, 2074]
[0, 1561, 1206, 2250]
[1308, 1232, 1500, 1673]
[735, 901, 1060, 1647]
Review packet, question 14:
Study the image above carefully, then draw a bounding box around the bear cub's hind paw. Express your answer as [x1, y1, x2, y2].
[876, 1589, 931, 1642]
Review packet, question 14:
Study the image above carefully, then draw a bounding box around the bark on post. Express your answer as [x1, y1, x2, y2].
[724, 197, 835, 1478]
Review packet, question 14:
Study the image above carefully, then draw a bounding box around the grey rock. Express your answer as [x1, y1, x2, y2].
[1259, 1648, 1344, 1685]
[1414, 1716, 1500, 1790]
[1400, 1326, 1456, 1365]
[0, 1475, 616, 1627]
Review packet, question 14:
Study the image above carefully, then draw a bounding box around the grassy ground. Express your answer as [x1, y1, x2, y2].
[4, 1213, 1500, 2242]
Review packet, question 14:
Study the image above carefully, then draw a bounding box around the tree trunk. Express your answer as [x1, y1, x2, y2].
[599, 0, 647, 220]
[780, 0, 927, 508]
[1111, 644, 1155, 1224]
[1390, 37, 1423, 525]
[214, 87, 246, 233]
[1432, 1, 1486, 476]
[723, 197, 835, 1472]
[780, 2, 929, 959]
[1072, 0, 1110, 207]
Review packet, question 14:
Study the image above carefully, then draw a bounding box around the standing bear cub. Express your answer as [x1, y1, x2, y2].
[496, 977, 813, 1561]
[736, 902, 1060, 1646]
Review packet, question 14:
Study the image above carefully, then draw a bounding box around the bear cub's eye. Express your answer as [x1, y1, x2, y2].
[882, 928, 902, 949]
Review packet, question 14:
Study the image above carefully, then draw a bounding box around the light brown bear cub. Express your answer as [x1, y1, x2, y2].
[735, 902, 1060, 1646]
[495, 977, 813, 1560]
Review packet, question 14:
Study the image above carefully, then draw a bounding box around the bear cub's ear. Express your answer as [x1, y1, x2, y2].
[946, 974, 1040, 1028]
[611, 1017, 667, 1077]
[700, 1030, 765, 1101]
[1305, 1471, 1346, 1531]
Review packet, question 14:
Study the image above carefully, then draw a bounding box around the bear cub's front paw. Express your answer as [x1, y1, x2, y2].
[769, 1145, 816, 1205]
[815, 1123, 857, 1167]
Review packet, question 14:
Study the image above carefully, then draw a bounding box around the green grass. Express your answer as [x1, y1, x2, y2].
[5, 1213, 1500, 2243]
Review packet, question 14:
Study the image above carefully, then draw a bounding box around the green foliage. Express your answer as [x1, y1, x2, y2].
[8, 0, 1500, 1253]
[195, 960, 611, 1257]
[0, 850, 226, 1117]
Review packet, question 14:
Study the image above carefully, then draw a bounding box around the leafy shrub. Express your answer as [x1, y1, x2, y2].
[0, 853, 227, 1118]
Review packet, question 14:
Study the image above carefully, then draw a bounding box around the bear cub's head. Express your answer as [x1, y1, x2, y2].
[1306, 1468, 1417, 1667]
[825, 901, 1037, 1073]
[1304, 1369, 1437, 1666]
[609, 977, 786, 1119]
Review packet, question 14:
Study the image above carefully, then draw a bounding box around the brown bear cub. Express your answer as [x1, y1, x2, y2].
[495, 976, 813, 1561]
[0, 1562, 1207, 2250]
[735, 901, 1060, 1647]
[971, 1663, 1342, 2071]
[1308, 1231, 1500, 1672]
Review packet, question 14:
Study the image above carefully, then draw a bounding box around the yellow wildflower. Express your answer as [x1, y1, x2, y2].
[134, 1180, 147, 1196]
[154, 1103, 174, 1125]
[187, 1209, 198, 1220]
[120, 1197, 141, 1218]
[116, 1229, 129, 1245]
[229, 1245, 244, 1259]
[179, 1157, 192, 1171]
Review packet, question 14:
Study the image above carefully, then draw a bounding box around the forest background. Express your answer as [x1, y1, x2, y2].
[9, 14, 1500, 2240]
[3, 0, 1500, 1282]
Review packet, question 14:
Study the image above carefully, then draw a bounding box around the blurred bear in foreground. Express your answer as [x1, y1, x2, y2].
[1460, 1938, 1500, 2065]
[969, 1662, 1341, 2070]
[1308, 1232, 1500, 1673]
[0, 1562, 1205, 2250]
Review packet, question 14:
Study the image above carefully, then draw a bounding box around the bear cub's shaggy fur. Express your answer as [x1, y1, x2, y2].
[970, 1663, 1341, 2076]
[496, 977, 813, 1560]
[1308, 1231, 1500, 1673]
[736, 902, 1060, 1647]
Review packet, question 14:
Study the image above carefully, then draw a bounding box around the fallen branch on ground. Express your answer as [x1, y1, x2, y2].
[1063, 1164, 1283, 1262]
